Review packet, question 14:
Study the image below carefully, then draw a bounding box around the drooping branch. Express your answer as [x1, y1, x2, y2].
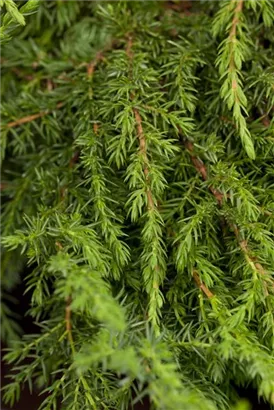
[126, 35, 164, 328]
[233, 226, 270, 295]
[228, 0, 244, 89]
[87, 51, 104, 78]
[185, 139, 272, 290]
[192, 270, 214, 299]
[215, 0, 255, 159]
[229, 0, 243, 42]
[5, 102, 64, 129]
[185, 141, 224, 205]
[87, 39, 118, 78]
[126, 35, 134, 63]
[5, 41, 118, 130]
[126, 36, 155, 212]
[133, 108, 155, 210]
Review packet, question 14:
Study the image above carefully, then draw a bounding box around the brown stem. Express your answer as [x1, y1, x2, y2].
[126, 37, 159, 302]
[55, 241, 63, 251]
[229, 0, 243, 40]
[87, 39, 118, 79]
[47, 79, 54, 92]
[192, 270, 214, 299]
[126, 35, 134, 61]
[93, 122, 99, 134]
[69, 151, 80, 169]
[65, 295, 72, 333]
[6, 102, 64, 129]
[87, 51, 104, 78]
[58, 194, 76, 345]
[261, 115, 270, 127]
[233, 226, 270, 295]
[185, 141, 223, 205]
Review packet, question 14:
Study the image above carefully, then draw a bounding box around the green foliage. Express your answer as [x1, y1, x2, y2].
[0, 0, 39, 43]
[1, 1, 274, 409]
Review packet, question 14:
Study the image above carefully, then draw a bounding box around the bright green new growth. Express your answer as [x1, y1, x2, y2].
[1, 1, 274, 409]
[0, 0, 39, 43]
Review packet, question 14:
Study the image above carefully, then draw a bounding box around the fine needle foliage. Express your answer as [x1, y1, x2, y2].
[1, 1, 274, 409]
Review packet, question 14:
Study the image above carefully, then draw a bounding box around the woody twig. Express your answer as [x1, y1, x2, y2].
[192, 270, 214, 299]
[5, 102, 64, 129]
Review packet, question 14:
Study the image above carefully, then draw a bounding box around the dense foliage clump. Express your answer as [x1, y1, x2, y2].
[1, 1, 274, 409]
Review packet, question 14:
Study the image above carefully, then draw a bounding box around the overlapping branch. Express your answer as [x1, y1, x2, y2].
[5, 102, 64, 129]
[185, 141, 224, 205]
[126, 35, 164, 327]
[126, 36, 155, 212]
[4, 41, 117, 130]
[228, 0, 244, 110]
[192, 270, 214, 299]
[215, 0, 255, 159]
[133, 108, 155, 210]
[185, 140, 273, 292]
[86, 40, 118, 78]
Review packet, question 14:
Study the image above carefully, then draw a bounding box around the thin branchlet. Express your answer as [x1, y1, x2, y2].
[192, 270, 214, 299]
[215, 0, 255, 159]
[126, 35, 164, 329]
[5, 102, 64, 128]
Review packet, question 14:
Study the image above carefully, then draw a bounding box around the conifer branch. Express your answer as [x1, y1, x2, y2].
[126, 34, 156, 218]
[4, 42, 116, 130]
[133, 108, 155, 210]
[233, 226, 272, 294]
[87, 52, 104, 79]
[192, 270, 214, 299]
[215, 0, 255, 159]
[126, 35, 164, 330]
[185, 141, 224, 205]
[76, 121, 130, 278]
[185, 139, 273, 291]
[87, 39, 118, 78]
[5, 102, 64, 129]
[229, 0, 243, 41]
[60, 150, 79, 201]
[229, 0, 243, 89]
